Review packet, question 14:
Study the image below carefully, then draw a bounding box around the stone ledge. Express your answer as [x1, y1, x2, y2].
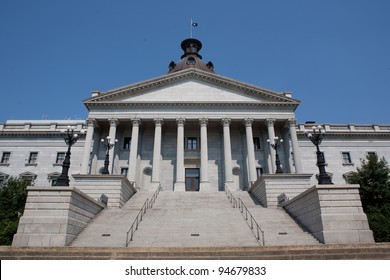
[2, 243, 390, 260]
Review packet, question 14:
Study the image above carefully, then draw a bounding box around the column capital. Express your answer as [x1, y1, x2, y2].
[265, 118, 276, 127]
[131, 118, 141, 126]
[221, 118, 231, 127]
[86, 118, 96, 127]
[288, 118, 297, 127]
[243, 118, 253, 127]
[176, 118, 186, 126]
[154, 118, 164, 126]
[108, 118, 119, 127]
[199, 117, 208, 127]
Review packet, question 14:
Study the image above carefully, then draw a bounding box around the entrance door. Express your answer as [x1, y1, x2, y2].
[185, 168, 200, 191]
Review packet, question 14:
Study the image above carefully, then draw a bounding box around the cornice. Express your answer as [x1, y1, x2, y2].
[84, 101, 299, 109]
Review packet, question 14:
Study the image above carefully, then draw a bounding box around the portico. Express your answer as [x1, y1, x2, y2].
[79, 116, 303, 191]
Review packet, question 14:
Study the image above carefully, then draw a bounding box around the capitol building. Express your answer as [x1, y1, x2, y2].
[1, 38, 388, 247]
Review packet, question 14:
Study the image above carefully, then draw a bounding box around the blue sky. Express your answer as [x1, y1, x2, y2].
[1, 0, 389, 124]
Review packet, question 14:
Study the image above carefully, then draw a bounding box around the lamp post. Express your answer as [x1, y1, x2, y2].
[304, 125, 333, 184]
[101, 136, 117, 174]
[55, 126, 84, 186]
[267, 136, 284, 174]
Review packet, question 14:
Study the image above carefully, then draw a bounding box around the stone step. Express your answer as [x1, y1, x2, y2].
[230, 191, 320, 245]
[128, 191, 260, 247]
[2, 243, 390, 259]
[70, 191, 153, 247]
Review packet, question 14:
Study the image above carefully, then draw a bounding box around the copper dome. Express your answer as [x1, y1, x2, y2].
[167, 38, 214, 74]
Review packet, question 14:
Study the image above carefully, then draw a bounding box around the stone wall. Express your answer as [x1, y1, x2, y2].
[72, 175, 136, 208]
[249, 174, 312, 207]
[282, 184, 374, 244]
[12, 186, 105, 246]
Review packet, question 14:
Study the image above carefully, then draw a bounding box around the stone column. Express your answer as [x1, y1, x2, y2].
[199, 118, 211, 191]
[81, 118, 95, 174]
[244, 118, 257, 186]
[266, 118, 276, 173]
[175, 118, 186, 191]
[222, 118, 234, 187]
[151, 118, 163, 184]
[288, 118, 303, 173]
[108, 118, 119, 174]
[127, 118, 141, 183]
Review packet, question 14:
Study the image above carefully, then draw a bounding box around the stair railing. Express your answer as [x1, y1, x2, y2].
[126, 198, 149, 246]
[237, 197, 265, 246]
[225, 186, 237, 208]
[125, 185, 163, 247]
[149, 185, 163, 209]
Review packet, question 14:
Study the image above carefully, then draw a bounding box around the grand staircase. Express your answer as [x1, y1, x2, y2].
[70, 188, 318, 247]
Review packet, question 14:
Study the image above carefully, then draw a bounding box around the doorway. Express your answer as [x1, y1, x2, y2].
[185, 168, 200, 191]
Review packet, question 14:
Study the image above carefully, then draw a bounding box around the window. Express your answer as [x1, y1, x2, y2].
[123, 137, 131, 150]
[1, 152, 11, 164]
[19, 172, 37, 185]
[28, 152, 38, 164]
[367, 152, 377, 157]
[121, 168, 128, 176]
[186, 56, 196, 65]
[56, 152, 66, 164]
[0, 172, 9, 185]
[341, 152, 352, 165]
[253, 137, 261, 150]
[186, 137, 198, 150]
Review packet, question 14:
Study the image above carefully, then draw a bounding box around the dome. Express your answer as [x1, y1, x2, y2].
[167, 38, 215, 74]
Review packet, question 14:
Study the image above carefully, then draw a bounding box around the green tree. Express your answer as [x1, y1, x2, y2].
[349, 154, 390, 242]
[0, 178, 29, 245]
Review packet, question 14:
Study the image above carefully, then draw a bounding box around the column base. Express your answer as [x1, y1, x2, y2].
[174, 182, 186, 191]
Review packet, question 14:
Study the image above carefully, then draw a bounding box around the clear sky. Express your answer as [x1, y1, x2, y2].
[1, 0, 389, 124]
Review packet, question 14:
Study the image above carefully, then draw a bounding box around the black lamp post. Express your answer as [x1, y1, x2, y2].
[305, 125, 333, 184]
[55, 126, 84, 186]
[101, 136, 117, 174]
[267, 136, 284, 174]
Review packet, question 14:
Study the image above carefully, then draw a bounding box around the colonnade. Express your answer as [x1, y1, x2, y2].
[80, 117, 303, 190]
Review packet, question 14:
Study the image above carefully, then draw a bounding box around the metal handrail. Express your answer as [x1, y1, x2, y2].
[225, 186, 237, 208]
[237, 198, 265, 246]
[125, 185, 163, 247]
[149, 185, 163, 209]
[126, 198, 149, 246]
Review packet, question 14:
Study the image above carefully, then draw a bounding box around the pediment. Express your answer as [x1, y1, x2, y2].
[84, 69, 299, 108]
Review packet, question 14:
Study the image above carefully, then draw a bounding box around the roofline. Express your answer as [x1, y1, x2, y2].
[83, 68, 300, 105]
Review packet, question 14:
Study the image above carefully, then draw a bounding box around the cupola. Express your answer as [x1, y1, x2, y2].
[167, 38, 215, 74]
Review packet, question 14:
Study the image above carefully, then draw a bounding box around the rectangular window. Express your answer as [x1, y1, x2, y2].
[253, 137, 261, 150]
[186, 137, 198, 150]
[123, 137, 131, 150]
[56, 152, 66, 164]
[341, 152, 352, 164]
[28, 152, 38, 164]
[1, 152, 11, 164]
[367, 151, 377, 157]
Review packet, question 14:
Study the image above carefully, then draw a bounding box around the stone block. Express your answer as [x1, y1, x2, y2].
[282, 184, 374, 244]
[12, 186, 105, 247]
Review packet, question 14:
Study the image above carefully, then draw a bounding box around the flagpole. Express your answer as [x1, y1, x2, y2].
[190, 18, 193, 38]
